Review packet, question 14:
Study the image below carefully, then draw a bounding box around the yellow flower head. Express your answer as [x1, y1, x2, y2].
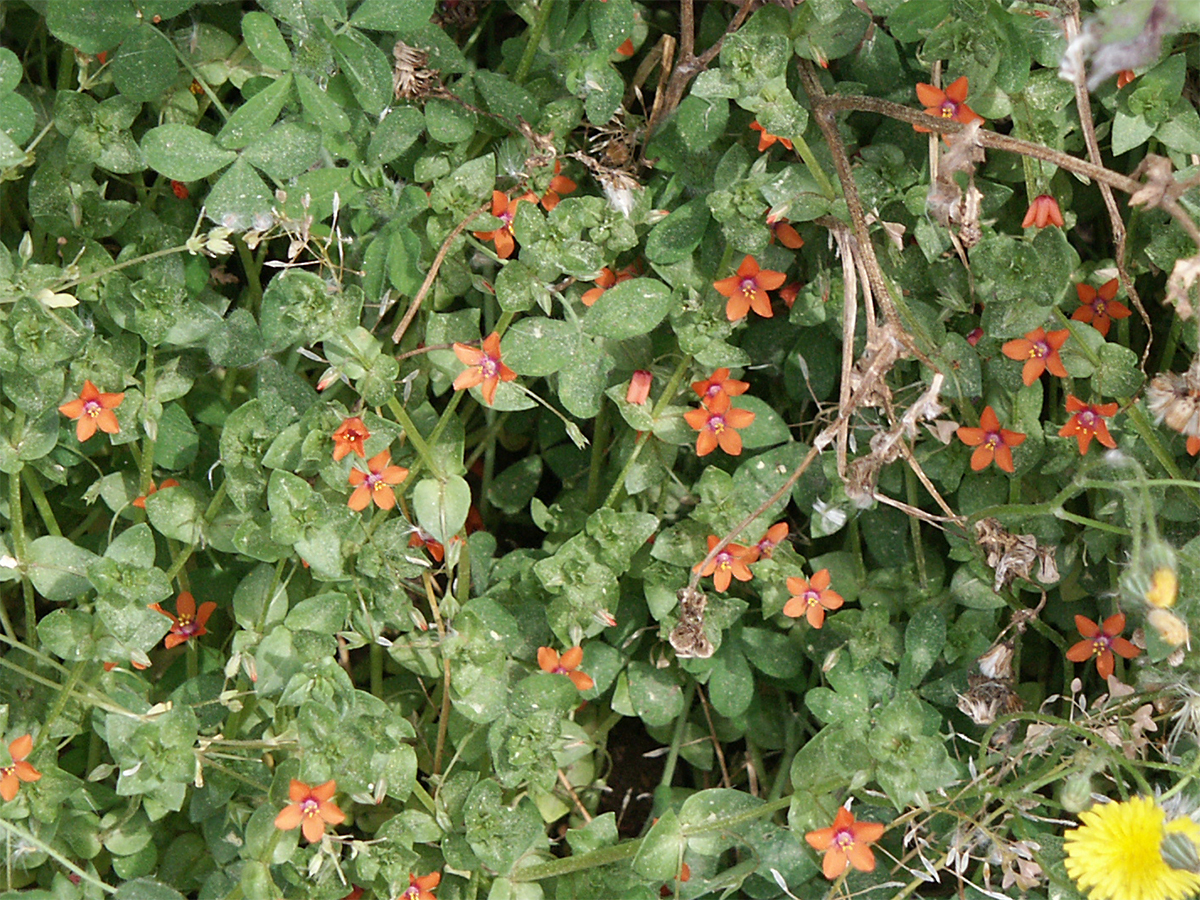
[1064, 795, 1200, 900]
[1147, 567, 1179, 609]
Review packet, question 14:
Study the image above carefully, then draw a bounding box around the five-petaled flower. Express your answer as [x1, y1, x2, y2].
[541, 160, 576, 211]
[805, 807, 885, 880]
[1072, 279, 1130, 338]
[400, 872, 442, 900]
[274, 779, 346, 843]
[332, 416, 371, 461]
[537, 646, 594, 691]
[1022, 194, 1065, 229]
[693, 535, 755, 592]
[691, 368, 749, 406]
[452, 332, 517, 406]
[1001, 328, 1070, 385]
[783, 569, 844, 628]
[684, 393, 755, 456]
[1060, 395, 1119, 454]
[132, 478, 179, 509]
[752, 522, 790, 560]
[582, 265, 636, 307]
[750, 121, 793, 152]
[0, 735, 42, 802]
[914, 76, 983, 134]
[714, 255, 786, 321]
[58, 380, 125, 442]
[348, 451, 408, 511]
[626, 370, 652, 405]
[1066, 613, 1141, 679]
[956, 406, 1026, 473]
[473, 190, 536, 259]
[149, 591, 217, 649]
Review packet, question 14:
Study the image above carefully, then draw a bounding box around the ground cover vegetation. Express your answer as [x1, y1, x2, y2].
[3, 0, 1200, 897]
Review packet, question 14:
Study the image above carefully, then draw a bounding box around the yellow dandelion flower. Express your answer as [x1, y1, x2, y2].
[1064, 795, 1200, 900]
[1147, 567, 1179, 609]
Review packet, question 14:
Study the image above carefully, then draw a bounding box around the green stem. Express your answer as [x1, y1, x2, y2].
[905, 466, 927, 590]
[0, 818, 115, 894]
[38, 660, 87, 740]
[55, 244, 190, 292]
[8, 466, 35, 650]
[513, 0, 556, 85]
[186, 642, 199, 680]
[586, 398, 611, 510]
[370, 642, 384, 698]
[20, 469, 60, 537]
[235, 235, 263, 313]
[603, 354, 692, 508]
[658, 681, 696, 792]
[791, 131, 837, 200]
[386, 397, 442, 479]
[140, 345, 156, 495]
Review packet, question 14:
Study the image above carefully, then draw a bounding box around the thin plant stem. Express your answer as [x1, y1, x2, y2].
[658, 681, 696, 792]
[513, 0, 556, 86]
[20, 469, 61, 538]
[0, 818, 115, 895]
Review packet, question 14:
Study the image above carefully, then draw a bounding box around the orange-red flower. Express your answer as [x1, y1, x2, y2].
[1001, 327, 1069, 385]
[805, 807, 885, 880]
[132, 478, 180, 509]
[684, 393, 755, 456]
[541, 160, 576, 211]
[750, 121, 793, 152]
[691, 368, 750, 406]
[1066, 613, 1140, 679]
[0, 734, 42, 802]
[537, 646, 594, 691]
[914, 76, 983, 133]
[399, 872, 441, 900]
[58, 379, 125, 442]
[693, 535, 755, 592]
[627, 370, 652, 405]
[274, 779, 346, 843]
[473, 190, 536, 259]
[409, 528, 445, 562]
[752, 522, 789, 560]
[1022, 194, 1064, 229]
[780, 282, 801, 309]
[714, 256, 787, 321]
[956, 406, 1026, 473]
[1189, 436, 1200, 456]
[148, 591, 217, 649]
[1072, 279, 1130, 338]
[452, 332, 517, 406]
[170, 180, 189, 200]
[767, 211, 805, 249]
[615, 37, 635, 57]
[783, 569, 844, 628]
[582, 264, 636, 307]
[332, 416, 370, 461]
[348, 450, 408, 511]
[1117, 69, 1136, 89]
[1059, 395, 1119, 454]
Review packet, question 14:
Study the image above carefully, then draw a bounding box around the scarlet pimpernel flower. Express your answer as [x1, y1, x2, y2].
[691, 368, 749, 405]
[767, 210, 804, 249]
[473, 190, 536, 259]
[684, 393, 755, 456]
[752, 522, 789, 559]
[409, 528, 445, 562]
[1066, 613, 1141, 679]
[713, 255, 786, 321]
[274, 779, 345, 843]
[626, 370, 652, 405]
[1, 735, 42, 802]
[750, 121, 792, 152]
[452, 332, 517, 406]
[1022, 194, 1065, 229]
[149, 591, 216, 649]
[1065, 795, 1200, 900]
[1116, 69, 1137, 89]
[1073, 279, 1130, 338]
[537, 646, 594, 691]
[399, 872, 442, 900]
[58, 379, 124, 442]
[914, 76, 983, 133]
[1001, 327, 1069, 385]
[1060, 395, 1119, 454]
[132, 478, 179, 509]
[348, 451, 408, 511]
[956, 406, 1025, 473]
[540, 160, 576, 211]
[805, 807, 885, 880]
[783, 569, 844, 628]
[693, 535, 754, 592]
[582, 265, 636, 307]
[332, 416, 370, 461]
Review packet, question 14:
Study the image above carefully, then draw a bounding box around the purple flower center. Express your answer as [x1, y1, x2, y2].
[83, 399, 102, 418]
[301, 797, 320, 816]
[1031, 340, 1049, 359]
[984, 431, 1002, 449]
[480, 356, 499, 378]
[834, 827, 856, 848]
[177, 617, 200, 637]
[715, 550, 734, 568]
[739, 277, 757, 295]
[939, 100, 957, 117]
[1077, 411, 1097, 430]
[708, 414, 726, 433]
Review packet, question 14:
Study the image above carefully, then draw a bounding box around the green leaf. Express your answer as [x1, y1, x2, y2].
[295, 73, 351, 135]
[110, 24, 176, 102]
[475, 70, 537, 124]
[46, 1, 138, 54]
[204, 158, 273, 231]
[1094, 341, 1144, 398]
[645, 199, 711, 265]
[141, 124, 237, 181]
[413, 475, 472, 543]
[144, 484, 203, 543]
[368, 106, 425, 163]
[333, 29, 392, 116]
[112, 879, 187, 900]
[488, 457, 543, 515]
[0, 48, 21, 94]
[242, 12, 292, 71]
[897, 605, 946, 691]
[495, 258, 550, 314]
[216, 73, 292, 150]
[351, 0, 434, 31]
[582, 278, 673, 340]
[38, 609, 94, 662]
[464, 779, 546, 874]
[28, 536, 98, 602]
[626, 661, 684, 727]
[732, 395, 791, 449]
[632, 809, 684, 881]
[242, 120, 322, 181]
[153, 403, 198, 469]
[502, 318, 577, 376]
[709, 642, 753, 717]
